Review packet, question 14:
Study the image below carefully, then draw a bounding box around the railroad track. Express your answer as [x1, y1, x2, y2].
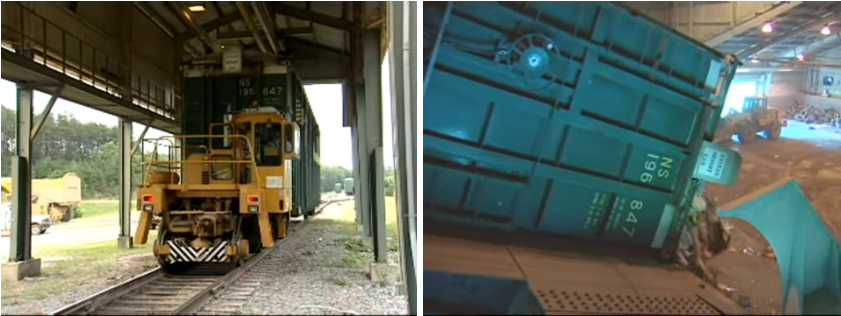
[53, 196, 349, 316]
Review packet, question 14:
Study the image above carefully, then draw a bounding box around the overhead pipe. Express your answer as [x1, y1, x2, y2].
[236, 2, 269, 53]
[165, 2, 218, 54]
[135, 2, 198, 58]
[251, 2, 284, 53]
[135, 2, 175, 38]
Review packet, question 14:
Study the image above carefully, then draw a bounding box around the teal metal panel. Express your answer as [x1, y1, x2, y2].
[423, 1, 740, 250]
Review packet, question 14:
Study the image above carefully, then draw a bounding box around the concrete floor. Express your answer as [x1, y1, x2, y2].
[705, 122, 841, 315]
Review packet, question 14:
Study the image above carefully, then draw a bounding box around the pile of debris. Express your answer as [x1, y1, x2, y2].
[785, 101, 841, 127]
[676, 195, 731, 284]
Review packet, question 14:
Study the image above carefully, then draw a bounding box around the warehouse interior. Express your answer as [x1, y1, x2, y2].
[618, 1, 837, 314]
[610, 2, 840, 314]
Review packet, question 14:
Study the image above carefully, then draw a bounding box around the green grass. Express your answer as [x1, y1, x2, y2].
[337, 196, 400, 249]
[0, 231, 158, 306]
[74, 200, 135, 220]
[319, 196, 402, 270]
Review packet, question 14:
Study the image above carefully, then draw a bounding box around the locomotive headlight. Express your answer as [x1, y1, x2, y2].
[143, 204, 153, 212]
[248, 205, 259, 213]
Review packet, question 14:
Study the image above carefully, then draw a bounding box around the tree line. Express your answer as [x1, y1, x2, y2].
[321, 165, 396, 197]
[2, 106, 396, 199]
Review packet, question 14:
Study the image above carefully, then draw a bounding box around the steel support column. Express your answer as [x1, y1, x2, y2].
[389, 1, 417, 313]
[354, 85, 372, 237]
[351, 122, 363, 225]
[118, 118, 133, 249]
[363, 29, 387, 263]
[10, 86, 34, 263]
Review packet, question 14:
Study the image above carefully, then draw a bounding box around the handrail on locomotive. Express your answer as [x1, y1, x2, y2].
[138, 134, 263, 188]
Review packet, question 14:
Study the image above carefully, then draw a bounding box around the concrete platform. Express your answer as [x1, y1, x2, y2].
[1, 258, 42, 282]
[118, 236, 134, 249]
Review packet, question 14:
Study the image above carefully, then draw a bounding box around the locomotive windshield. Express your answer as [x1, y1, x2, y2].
[254, 122, 282, 166]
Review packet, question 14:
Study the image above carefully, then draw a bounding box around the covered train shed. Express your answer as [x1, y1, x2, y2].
[424, 1, 839, 315]
[1, 1, 416, 314]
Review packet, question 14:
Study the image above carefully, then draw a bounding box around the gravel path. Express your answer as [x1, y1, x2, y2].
[1, 254, 158, 315]
[200, 202, 407, 315]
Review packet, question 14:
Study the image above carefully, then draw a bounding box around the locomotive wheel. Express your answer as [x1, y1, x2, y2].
[231, 216, 247, 266]
[155, 229, 178, 274]
[278, 213, 290, 239]
[245, 216, 262, 254]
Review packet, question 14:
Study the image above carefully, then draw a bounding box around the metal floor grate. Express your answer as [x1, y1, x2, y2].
[535, 289, 723, 315]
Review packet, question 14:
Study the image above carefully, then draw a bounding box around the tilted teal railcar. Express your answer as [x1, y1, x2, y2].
[424, 1, 744, 259]
[424, 1, 746, 313]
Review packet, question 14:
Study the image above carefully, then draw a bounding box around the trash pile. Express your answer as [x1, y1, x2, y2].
[676, 195, 731, 284]
[785, 101, 841, 127]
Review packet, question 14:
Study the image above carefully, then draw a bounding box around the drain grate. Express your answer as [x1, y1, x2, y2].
[535, 289, 722, 315]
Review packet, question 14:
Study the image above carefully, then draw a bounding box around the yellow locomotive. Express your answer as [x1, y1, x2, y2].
[134, 107, 299, 273]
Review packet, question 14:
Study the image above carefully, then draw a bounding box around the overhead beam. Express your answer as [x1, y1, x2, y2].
[177, 11, 243, 41]
[130, 123, 151, 156]
[251, 2, 284, 53]
[274, 3, 354, 30]
[736, 12, 841, 58]
[135, 2, 176, 38]
[135, 2, 199, 58]
[704, 1, 803, 47]
[217, 27, 313, 41]
[166, 2, 218, 54]
[30, 84, 64, 141]
[778, 33, 841, 59]
[755, 58, 841, 68]
[236, 2, 269, 53]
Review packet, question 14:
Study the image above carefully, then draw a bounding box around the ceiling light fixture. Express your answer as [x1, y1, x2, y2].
[796, 54, 804, 61]
[187, 5, 205, 13]
[761, 23, 774, 33]
[750, 59, 759, 64]
[821, 25, 831, 36]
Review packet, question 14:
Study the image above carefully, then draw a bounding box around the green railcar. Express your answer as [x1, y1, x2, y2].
[343, 177, 354, 196]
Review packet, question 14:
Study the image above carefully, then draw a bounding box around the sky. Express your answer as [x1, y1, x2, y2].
[0, 59, 397, 170]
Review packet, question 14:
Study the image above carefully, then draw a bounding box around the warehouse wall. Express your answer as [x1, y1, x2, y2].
[767, 71, 802, 110]
[801, 67, 841, 112]
[623, 1, 778, 42]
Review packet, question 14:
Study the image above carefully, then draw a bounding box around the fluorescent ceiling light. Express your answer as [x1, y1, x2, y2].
[188, 5, 205, 13]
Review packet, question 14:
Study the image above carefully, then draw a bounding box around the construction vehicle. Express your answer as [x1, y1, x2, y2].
[1, 202, 52, 235]
[134, 107, 301, 273]
[0, 173, 82, 222]
[714, 96, 788, 143]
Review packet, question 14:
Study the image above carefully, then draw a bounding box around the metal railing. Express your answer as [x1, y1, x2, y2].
[139, 135, 261, 188]
[0, 2, 176, 120]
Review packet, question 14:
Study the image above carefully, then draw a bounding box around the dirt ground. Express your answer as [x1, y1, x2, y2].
[704, 122, 841, 315]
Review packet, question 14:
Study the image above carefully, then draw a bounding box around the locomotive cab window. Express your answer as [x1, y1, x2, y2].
[210, 155, 234, 181]
[210, 124, 233, 150]
[255, 123, 282, 166]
